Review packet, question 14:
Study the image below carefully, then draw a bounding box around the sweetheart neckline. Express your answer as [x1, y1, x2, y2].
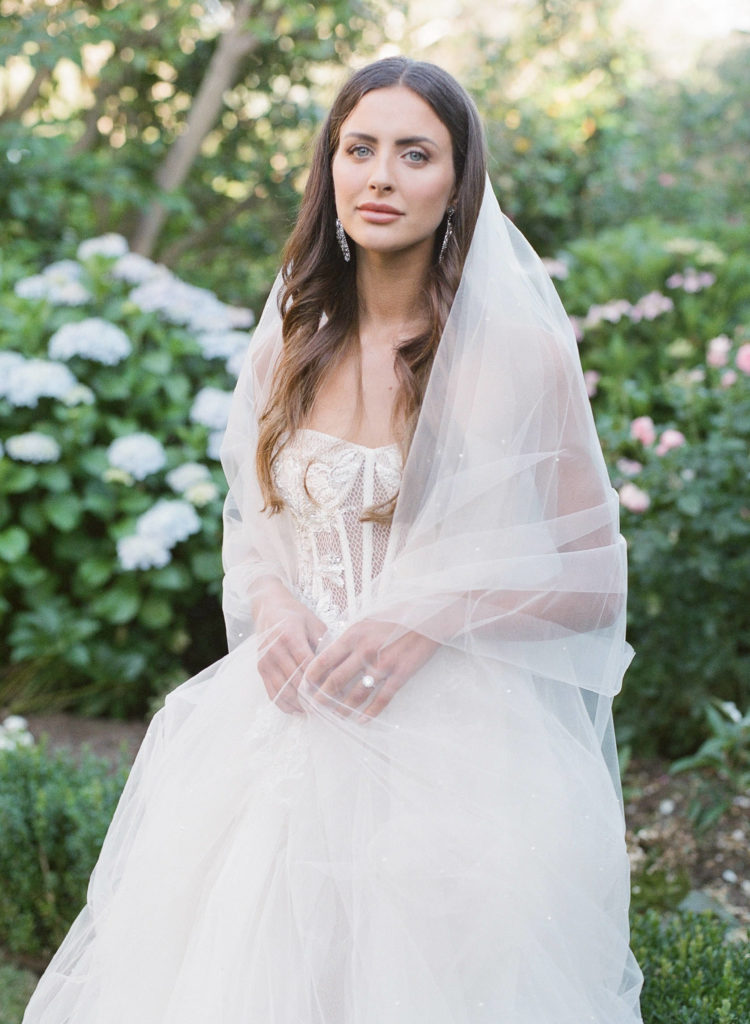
[297, 428, 400, 454]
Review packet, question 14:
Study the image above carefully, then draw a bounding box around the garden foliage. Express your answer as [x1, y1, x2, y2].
[0, 238, 251, 715]
[553, 223, 750, 754]
[632, 910, 750, 1024]
[0, 720, 129, 965]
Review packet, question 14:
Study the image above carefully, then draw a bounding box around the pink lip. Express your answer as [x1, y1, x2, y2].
[356, 203, 404, 224]
[358, 202, 403, 214]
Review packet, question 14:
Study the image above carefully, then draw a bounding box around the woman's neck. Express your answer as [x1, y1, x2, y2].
[355, 243, 431, 341]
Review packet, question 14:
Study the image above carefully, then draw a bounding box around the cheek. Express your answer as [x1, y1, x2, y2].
[412, 168, 455, 207]
[332, 155, 357, 199]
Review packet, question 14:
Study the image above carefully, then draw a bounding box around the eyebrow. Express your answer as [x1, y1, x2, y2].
[342, 131, 439, 147]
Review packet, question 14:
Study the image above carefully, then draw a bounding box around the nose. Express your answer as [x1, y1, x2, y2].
[367, 152, 394, 193]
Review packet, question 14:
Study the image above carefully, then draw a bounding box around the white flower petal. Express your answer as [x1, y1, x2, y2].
[136, 499, 201, 548]
[77, 234, 129, 260]
[107, 433, 166, 480]
[5, 432, 61, 463]
[49, 318, 132, 365]
[117, 534, 172, 571]
[166, 462, 212, 493]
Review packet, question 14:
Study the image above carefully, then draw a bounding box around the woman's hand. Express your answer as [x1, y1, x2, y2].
[253, 581, 326, 715]
[302, 619, 439, 723]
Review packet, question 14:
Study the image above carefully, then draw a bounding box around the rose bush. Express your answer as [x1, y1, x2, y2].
[0, 237, 254, 715]
[553, 221, 750, 755]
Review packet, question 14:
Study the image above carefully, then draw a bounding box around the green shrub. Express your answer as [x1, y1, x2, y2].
[670, 700, 750, 830]
[0, 237, 255, 715]
[605, 330, 750, 755]
[551, 220, 750, 755]
[0, 958, 38, 1024]
[0, 734, 129, 964]
[632, 910, 750, 1023]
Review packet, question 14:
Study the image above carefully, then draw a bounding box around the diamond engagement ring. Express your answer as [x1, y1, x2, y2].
[361, 674, 376, 689]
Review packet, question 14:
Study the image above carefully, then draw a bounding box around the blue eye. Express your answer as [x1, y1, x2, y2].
[405, 150, 428, 163]
[348, 145, 371, 158]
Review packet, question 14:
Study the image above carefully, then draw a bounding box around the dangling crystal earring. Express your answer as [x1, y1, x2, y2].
[335, 217, 351, 263]
[438, 206, 455, 264]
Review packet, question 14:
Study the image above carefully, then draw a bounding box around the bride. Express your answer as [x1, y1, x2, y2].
[24, 57, 643, 1023]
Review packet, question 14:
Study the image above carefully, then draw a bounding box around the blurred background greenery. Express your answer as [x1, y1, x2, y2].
[0, 0, 748, 754]
[1, 3, 750, 1017]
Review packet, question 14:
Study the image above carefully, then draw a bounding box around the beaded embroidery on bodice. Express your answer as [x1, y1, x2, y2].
[273, 429, 402, 629]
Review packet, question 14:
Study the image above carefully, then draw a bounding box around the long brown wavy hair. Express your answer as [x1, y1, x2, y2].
[257, 57, 487, 517]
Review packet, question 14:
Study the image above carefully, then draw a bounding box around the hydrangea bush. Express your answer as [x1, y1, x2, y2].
[0, 236, 254, 715]
[553, 222, 750, 755]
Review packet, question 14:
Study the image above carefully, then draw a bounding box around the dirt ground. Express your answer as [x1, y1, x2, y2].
[17, 712, 750, 935]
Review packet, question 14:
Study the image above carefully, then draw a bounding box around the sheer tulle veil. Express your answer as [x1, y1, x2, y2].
[221, 175, 633, 800]
[21, 177, 642, 1024]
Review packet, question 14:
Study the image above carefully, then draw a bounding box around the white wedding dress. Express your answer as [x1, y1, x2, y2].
[24, 429, 643, 1024]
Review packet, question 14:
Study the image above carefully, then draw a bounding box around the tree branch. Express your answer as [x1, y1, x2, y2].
[131, 1, 262, 256]
[0, 66, 51, 124]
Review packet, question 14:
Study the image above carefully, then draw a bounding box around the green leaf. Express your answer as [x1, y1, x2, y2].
[66, 643, 93, 668]
[0, 527, 30, 563]
[2, 465, 38, 493]
[19, 503, 47, 534]
[82, 491, 116, 517]
[676, 493, 702, 517]
[150, 564, 191, 590]
[190, 550, 221, 582]
[163, 375, 191, 404]
[38, 465, 71, 493]
[141, 351, 172, 375]
[76, 557, 113, 589]
[78, 449, 108, 475]
[138, 595, 173, 629]
[9, 560, 47, 587]
[90, 586, 140, 624]
[42, 494, 84, 532]
[95, 375, 131, 400]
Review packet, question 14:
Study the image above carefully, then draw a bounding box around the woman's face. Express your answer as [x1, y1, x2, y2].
[331, 85, 456, 260]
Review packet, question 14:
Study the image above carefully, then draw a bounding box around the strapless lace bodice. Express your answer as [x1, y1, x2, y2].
[273, 429, 402, 628]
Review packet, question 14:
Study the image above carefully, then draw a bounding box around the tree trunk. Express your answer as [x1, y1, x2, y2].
[69, 72, 128, 156]
[131, 1, 261, 257]
[0, 66, 50, 124]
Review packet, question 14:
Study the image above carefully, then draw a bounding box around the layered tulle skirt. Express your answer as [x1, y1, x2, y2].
[23, 637, 642, 1023]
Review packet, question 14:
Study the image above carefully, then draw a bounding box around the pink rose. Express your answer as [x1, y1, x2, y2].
[616, 457, 643, 477]
[706, 334, 731, 368]
[618, 482, 651, 513]
[584, 370, 600, 398]
[630, 415, 656, 447]
[736, 343, 750, 375]
[721, 369, 738, 388]
[655, 429, 686, 456]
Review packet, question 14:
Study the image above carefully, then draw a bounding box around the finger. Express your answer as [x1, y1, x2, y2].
[304, 615, 327, 651]
[305, 637, 350, 687]
[259, 647, 309, 713]
[261, 675, 299, 714]
[355, 678, 400, 723]
[317, 650, 366, 698]
[269, 632, 315, 681]
[307, 653, 367, 712]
